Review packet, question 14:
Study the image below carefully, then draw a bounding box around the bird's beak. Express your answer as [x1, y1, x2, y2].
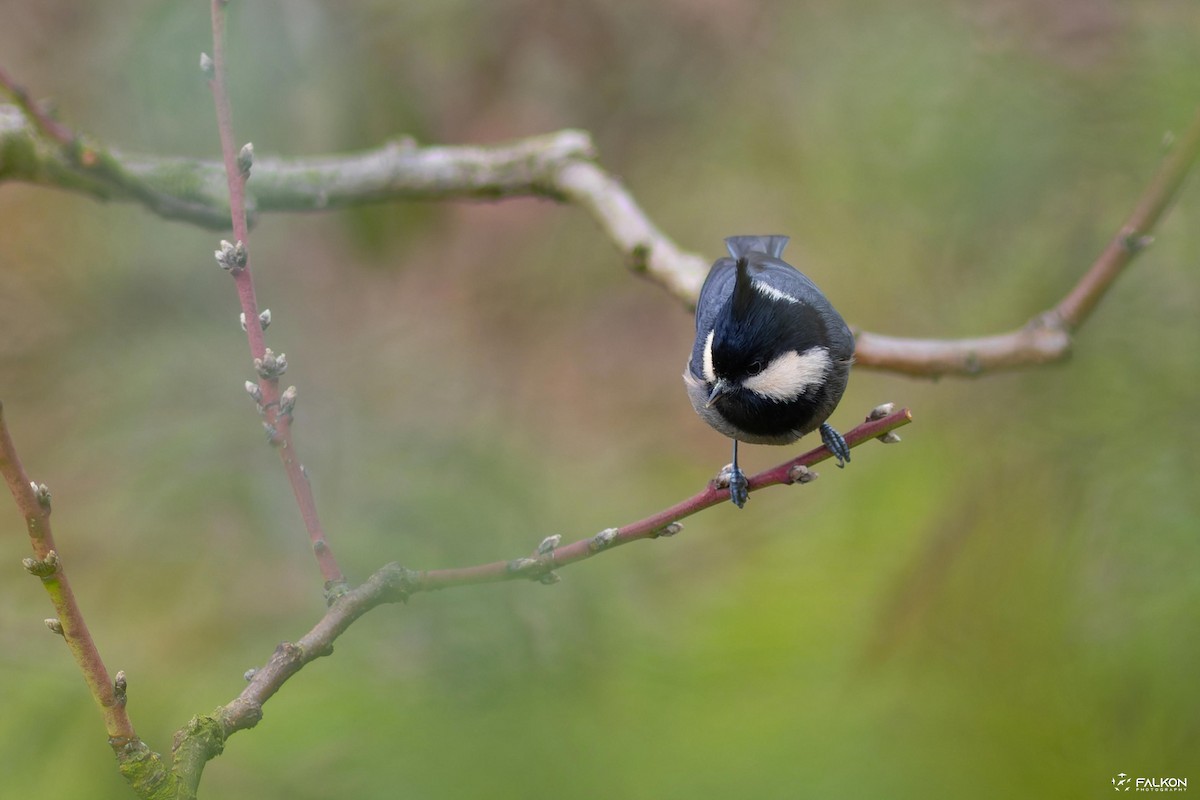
[706, 378, 731, 408]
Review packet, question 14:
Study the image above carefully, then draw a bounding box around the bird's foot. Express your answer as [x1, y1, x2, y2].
[717, 463, 750, 508]
[820, 422, 851, 468]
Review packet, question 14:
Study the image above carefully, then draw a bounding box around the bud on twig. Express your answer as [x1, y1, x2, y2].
[504, 555, 559, 585]
[23, 550, 60, 577]
[279, 385, 298, 418]
[237, 142, 254, 179]
[199, 52, 214, 78]
[214, 239, 248, 273]
[214, 240, 233, 270]
[1120, 232, 1154, 253]
[589, 527, 618, 552]
[30, 481, 51, 510]
[536, 535, 561, 555]
[788, 464, 818, 484]
[239, 309, 271, 332]
[244, 380, 264, 405]
[658, 522, 683, 537]
[866, 403, 895, 421]
[114, 671, 128, 706]
[254, 348, 287, 380]
[45, 618, 64, 635]
[507, 557, 540, 574]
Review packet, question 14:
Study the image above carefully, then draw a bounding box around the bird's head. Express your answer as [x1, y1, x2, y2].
[701, 257, 833, 408]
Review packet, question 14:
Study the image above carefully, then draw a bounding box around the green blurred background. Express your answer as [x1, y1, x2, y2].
[2, 1, 1198, 798]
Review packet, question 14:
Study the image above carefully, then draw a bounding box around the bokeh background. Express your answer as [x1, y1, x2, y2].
[2, 2, 1198, 798]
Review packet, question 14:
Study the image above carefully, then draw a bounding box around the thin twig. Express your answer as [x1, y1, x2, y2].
[0, 64, 74, 145]
[855, 106, 1200, 377]
[1055, 107, 1200, 329]
[154, 407, 911, 789]
[0, 404, 144, 751]
[206, 1, 345, 590]
[412, 406, 913, 590]
[187, 406, 912, 760]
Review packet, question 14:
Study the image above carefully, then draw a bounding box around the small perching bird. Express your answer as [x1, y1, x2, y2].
[684, 236, 854, 507]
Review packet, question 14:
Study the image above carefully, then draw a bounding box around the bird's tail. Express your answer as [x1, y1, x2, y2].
[725, 235, 790, 260]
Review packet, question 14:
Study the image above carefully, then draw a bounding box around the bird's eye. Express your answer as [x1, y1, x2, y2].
[747, 360, 764, 376]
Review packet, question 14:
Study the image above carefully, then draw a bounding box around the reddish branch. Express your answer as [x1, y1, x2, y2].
[206, 0, 345, 590]
[413, 406, 912, 590]
[211, 406, 913, 739]
[0, 404, 141, 751]
[2, 9, 1195, 794]
[0, 64, 74, 145]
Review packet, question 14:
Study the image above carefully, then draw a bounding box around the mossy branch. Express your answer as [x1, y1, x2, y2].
[4, 98, 1198, 378]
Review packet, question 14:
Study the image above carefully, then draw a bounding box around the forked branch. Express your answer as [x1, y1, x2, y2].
[3, 95, 1195, 378]
[1, 10, 1195, 796]
[171, 405, 913, 787]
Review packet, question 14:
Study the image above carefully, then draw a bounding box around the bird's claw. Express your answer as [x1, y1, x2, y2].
[717, 463, 750, 508]
[820, 422, 851, 468]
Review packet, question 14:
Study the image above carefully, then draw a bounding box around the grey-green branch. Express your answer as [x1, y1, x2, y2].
[3, 101, 1198, 378]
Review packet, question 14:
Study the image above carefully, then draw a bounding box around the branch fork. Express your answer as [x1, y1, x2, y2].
[0, 4, 1197, 798]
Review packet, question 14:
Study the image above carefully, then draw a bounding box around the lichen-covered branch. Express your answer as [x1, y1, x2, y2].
[0, 72, 235, 229]
[5, 93, 1197, 378]
[0, 102, 594, 229]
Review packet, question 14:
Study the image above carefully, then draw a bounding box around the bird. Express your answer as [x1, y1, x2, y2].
[684, 235, 854, 508]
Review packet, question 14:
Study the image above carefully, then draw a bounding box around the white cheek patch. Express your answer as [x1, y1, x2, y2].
[742, 346, 830, 402]
[701, 329, 717, 383]
[754, 282, 801, 304]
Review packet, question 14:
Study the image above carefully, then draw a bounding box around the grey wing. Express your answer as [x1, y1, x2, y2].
[689, 258, 737, 380]
[749, 258, 827, 304]
[752, 258, 856, 360]
[694, 257, 737, 335]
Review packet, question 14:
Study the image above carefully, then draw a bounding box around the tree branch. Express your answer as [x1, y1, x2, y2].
[0, 403, 168, 785]
[855, 107, 1200, 377]
[0, 102, 594, 229]
[0, 79, 233, 229]
[413, 405, 912, 591]
[1055, 111, 1200, 330]
[161, 405, 912, 790]
[205, 2, 345, 591]
[4, 98, 1197, 378]
[0, 64, 75, 146]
